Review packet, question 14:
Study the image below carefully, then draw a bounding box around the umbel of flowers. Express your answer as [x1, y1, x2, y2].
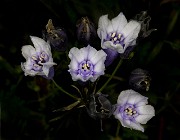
[21, 11, 155, 132]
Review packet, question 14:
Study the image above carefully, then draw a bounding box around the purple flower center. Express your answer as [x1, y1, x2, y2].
[104, 32, 125, 47]
[78, 60, 94, 77]
[31, 51, 49, 71]
[119, 103, 139, 120]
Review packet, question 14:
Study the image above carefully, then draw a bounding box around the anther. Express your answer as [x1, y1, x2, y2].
[39, 57, 43, 61]
[113, 37, 117, 41]
[111, 32, 116, 38]
[118, 34, 122, 39]
[32, 56, 37, 60]
[133, 111, 136, 114]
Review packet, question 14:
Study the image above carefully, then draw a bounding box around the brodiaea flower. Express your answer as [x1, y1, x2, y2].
[113, 89, 155, 132]
[21, 36, 56, 79]
[68, 45, 107, 82]
[97, 12, 141, 54]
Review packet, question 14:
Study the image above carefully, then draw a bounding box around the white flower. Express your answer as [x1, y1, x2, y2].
[113, 89, 155, 132]
[21, 36, 56, 79]
[97, 12, 141, 54]
[68, 45, 107, 82]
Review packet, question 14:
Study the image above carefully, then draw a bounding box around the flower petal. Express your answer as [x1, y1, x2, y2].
[117, 89, 135, 105]
[121, 20, 141, 47]
[21, 62, 37, 76]
[21, 45, 36, 59]
[135, 114, 154, 124]
[68, 47, 85, 63]
[42, 65, 50, 77]
[112, 12, 127, 32]
[97, 14, 110, 38]
[93, 60, 105, 74]
[136, 105, 155, 115]
[103, 41, 125, 54]
[106, 22, 114, 34]
[68, 58, 79, 70]
[89, 49, 107, 64]
[127, 90, 148, 106]
[121, 20, 141, 38]
[30, 36, 51, 53]
[121, 119, 144, 132]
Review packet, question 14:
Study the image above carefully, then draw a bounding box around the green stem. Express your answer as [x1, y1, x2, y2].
[52, 79, 79, 101]
[98, 59, 123, 93]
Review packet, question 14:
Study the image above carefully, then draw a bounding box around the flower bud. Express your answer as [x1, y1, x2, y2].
[42, 19, 68, 51]
[76, 16, 96, 45]
[129, 68, 151, 92]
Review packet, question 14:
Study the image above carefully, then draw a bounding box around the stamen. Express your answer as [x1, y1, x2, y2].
[32, 56, 37, 60]
[82, 63, 90, 70]
[133, 111, 136, 114]
[118, 34, 122, 39]
[129, 109, 133, 113]
[111, 32, 116, 38]
[125, 107, 137, 116]
[113, 37, 117, 41]
[39, 57, 43, 61]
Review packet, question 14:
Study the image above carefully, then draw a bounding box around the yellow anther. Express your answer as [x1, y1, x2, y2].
[129, 109, 133, 113]
[32, 56, 37, 60]
[39, 57, 43, 61]
[113, 37, 117, 41]
[111, 32, 116, 38]
[82, 63, 90, 70]
[129, 112, 133, 116]
[118, 34, 121, 39]
[125, 108, 136, 116]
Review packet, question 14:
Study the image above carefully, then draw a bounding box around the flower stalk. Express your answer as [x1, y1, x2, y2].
[52, 79, 79, 101]
[98, 58, 123, 93]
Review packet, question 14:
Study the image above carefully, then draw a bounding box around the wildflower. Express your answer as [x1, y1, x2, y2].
[129, 68, 151, 92]
[68, 45, 107, 82]
[21, 36, 56, 79]
[97, 12, 141, 54]
[113, 89, 155, 132]
[42, 19, 68, 51]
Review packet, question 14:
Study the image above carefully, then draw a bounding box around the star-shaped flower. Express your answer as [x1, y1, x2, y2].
[113, 89, 155, 132]
[68, 45, 107, 82]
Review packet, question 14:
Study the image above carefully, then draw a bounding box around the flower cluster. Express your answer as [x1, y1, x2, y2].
[21, 12, 155, 132]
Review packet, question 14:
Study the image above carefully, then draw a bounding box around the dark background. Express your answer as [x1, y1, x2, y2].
[0, 0, 180, 140]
